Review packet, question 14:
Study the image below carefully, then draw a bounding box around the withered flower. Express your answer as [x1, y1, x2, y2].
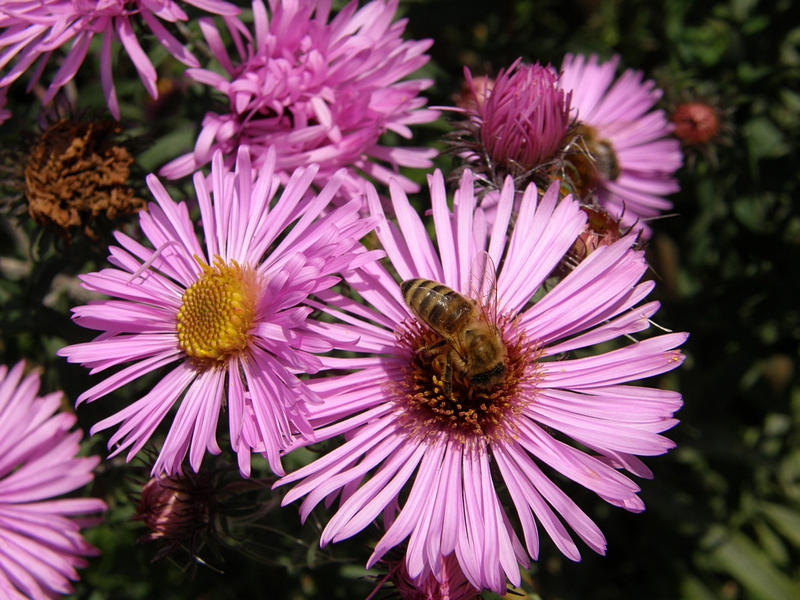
[669, 95, 733, 170]
[24, 119, 143, 241]
[655, 70, 734, 170]
[551, 204, 628, 279]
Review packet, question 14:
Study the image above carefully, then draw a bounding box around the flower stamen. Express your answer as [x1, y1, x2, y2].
[396, 316, 538, 443]
[176, 258, 258, 364]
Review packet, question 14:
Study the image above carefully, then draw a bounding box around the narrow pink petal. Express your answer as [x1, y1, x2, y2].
[42, 30, 91, 104]
[116, 17, 157, 98]
[140, 10, 199, 67]
[389, 178, 443, 281]
[99, 23, 119, 119]
[326, 435, 424, 544]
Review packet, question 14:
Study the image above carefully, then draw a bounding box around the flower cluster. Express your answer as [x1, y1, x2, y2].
[0, 0, 240, 119]
[0, 1, 688, 598]
[451, 54, 681, 236]
[160, 0, 439, 199]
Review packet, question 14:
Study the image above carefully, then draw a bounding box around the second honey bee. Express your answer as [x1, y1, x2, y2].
[401, 279, 507, 394]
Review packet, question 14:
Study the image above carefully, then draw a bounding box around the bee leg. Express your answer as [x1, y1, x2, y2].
[442, 353, 453, 396]
[429, 352, 453, 396]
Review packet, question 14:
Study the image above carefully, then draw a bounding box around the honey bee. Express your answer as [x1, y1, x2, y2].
[401, 261, 506, 394]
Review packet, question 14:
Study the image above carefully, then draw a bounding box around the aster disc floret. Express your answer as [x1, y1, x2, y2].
[160, 0, 439, 199]
[59, 146, 381, 478]
[558, 54, 682, 234]
[0, 361, 106, 600]
[0, 0, 240, 120]
[450, 60, 571, 188]
[278, 171, 686, 594]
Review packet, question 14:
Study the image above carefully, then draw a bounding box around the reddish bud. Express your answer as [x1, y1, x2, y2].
[671, 102, 719, 146]
[134, 473, 216, 553]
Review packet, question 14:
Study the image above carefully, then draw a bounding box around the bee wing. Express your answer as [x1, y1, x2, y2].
[469, 251, 500, 325]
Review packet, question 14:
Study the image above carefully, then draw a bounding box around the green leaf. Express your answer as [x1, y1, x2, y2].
[759, 502, 800, 548]
[754, 520, 790, 566]
[780, 27, 800, 66]
[136, 124, 198, 173]
[680, 575, 719, 600]
[744, 117, 790, 162]
[679, 20, 731, 66]
[700, 526, 800, 600]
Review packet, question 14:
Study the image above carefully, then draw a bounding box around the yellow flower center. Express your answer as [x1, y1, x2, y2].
[176, 258, 258, 363]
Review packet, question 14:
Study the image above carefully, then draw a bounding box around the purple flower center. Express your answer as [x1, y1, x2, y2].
[395, 314, 538, 442]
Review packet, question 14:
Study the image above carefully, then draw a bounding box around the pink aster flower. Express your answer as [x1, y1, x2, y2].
[558, 54, 682, 233]
[58, 146, 380, 478]
[0, 361, 106, 599]
[160, 0, 439, 199]
[0, 0, 240, 120]
[452, 60, 571, 187]
[278, 171, 686, 593]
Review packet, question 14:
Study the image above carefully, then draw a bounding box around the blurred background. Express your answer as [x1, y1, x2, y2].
[1, 0, 799, 598]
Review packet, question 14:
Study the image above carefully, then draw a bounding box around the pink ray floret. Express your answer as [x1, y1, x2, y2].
[0, 0, 240, 119]
[59, 146, 381, 478]
[0, 361, 106, 600]
[559, 54, 683, 233]
[160, 0, 439, 198]
[277, 170, 686, 594]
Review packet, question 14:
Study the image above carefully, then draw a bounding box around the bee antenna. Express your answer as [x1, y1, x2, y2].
[639, 212, 680, 222]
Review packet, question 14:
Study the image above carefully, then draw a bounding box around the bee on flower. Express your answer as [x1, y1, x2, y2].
[278, 170, 686, 594]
